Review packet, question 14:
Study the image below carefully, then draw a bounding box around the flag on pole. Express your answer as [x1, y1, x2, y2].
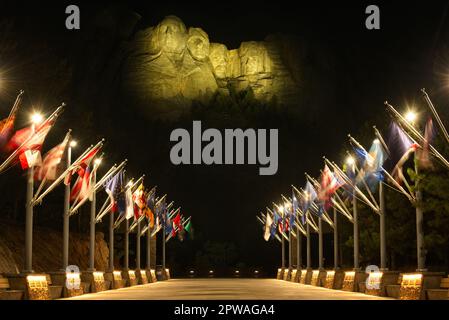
[0, 91, 23, 150]
[132, 183, 145, 220]
[264, 213, 273, 241]
[104, 170, 124, 213]
[35, 133, 69, 181]
[125, 187, 134, 220]
[70, 165, 94, 203]
[64, 145, 100, 185]
[417, 117, 435, 169]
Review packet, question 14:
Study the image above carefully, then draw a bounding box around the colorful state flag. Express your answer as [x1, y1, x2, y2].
[35, 133, 69, 181]
[125, 187, 134, 220]
[386, 122, 419, 185]
[301, 181, 317, 223]
[416, 117, 435, 169]
[0, 113, 17, 150]
[70, 165, 93, 203]
[104, 170, 124, 214]
[64, 145, 100, 185]
[264, 213, 273, 241]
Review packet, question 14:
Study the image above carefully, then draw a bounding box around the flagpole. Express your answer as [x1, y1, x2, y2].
[88, 167, 97, 271]
[415, 155, 426, 271]
[124, 219, 129, 271]
[297, 224, 302, 269]
[108, 207, 114, 272]
[353, 192, 359, 270]
[318, 217, 323, 269]
[333, 206, 338, 270]
[24, 155, 34, 273]
[24, 120, 38, 273]
[306, 218, 311, 269]
[379, 181, 387, 270]
[288, 226, 292, 269]
[136, 218, 141, 271]
[162, 219, 166, 278]
[146, 221, 151, 270]
[62, 132, 72, 270]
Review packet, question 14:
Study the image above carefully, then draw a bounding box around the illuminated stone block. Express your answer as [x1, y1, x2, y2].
[165, 268, 171, 280]
[26, 275, 51, 300]
[276, 268, 282, 280]
[113, 270, 124, 289]
[283, 268, 290, 281]
[299, 269, 307, 284]
[323, 271, 335, 289]
[127, 270, 138, 286]
[290, 269, 298, 282]
[136, 270, 148, 284]
[65, 272, 84, 297]
[342, 271, 355, 291]
[311, 270, 320, 286]
[150, 269, 157, 282]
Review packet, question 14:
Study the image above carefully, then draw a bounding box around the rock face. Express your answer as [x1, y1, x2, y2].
[0, 220, 109, 273]
[122, 15, 301, 115]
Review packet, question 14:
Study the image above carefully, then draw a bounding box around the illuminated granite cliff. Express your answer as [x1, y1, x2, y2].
[122, 16, 301, 114]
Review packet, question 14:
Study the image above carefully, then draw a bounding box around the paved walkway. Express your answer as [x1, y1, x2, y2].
[67, 279, 389, 300]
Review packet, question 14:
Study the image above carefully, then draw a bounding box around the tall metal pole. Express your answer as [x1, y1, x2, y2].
[415, 159, 425, 271]
[146, 223, 151, 270]
[124, 219, 129, 270]
[136, 219, 141, 270]
[162, 223, 166, 277]
[281, 236, 285, 268]
[296, 225, 302, 268]
[306, 222, 311, 269]
[24, 123, 36, 274]
[318, 217, 323, 269]
[333, 207, 338, 270]
[24, 162, 34, 273]
[379, 182, 387, 270]
[62, 144, 72, 270]
[108, 210, 114, 271]
[88, 170, 96, 271]
[288, 228, 292, 269]
[353, 194, 359, 270]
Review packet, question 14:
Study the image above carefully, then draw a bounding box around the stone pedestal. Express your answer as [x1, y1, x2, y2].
[276, 268, 283, 280]
[145, 269, 157, 283]
[290, 269, 298, 282]
[332, 270, 345, 290]
[304, 269, 313, 285]
[122, 269, 138, 286]
[310, 270, 320, 286]
[341, 270, 367, 292]
[48, 271, 84, 298]
[318, 270, 328, 287]
[399, 272, 445, 300]
[104, 271, 125, 289]
[6, 273, 51, 300]
[365, 271, 400, 297]
[165, 268, 171, 280]
[283, 268, 291, 281]
[81, 271, 106, 293]
[136, 270, 148, 284]
[299, 269, 307, 284]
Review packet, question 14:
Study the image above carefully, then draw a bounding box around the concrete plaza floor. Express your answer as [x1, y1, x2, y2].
[66, 278, 390, 300]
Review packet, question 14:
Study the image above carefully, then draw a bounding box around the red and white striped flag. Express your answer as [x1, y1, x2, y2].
[34, 133, 69, 181]
[64, 145, 100, 186]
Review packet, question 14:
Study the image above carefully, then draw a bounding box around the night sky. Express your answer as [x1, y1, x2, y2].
[2, 1, 449, 274]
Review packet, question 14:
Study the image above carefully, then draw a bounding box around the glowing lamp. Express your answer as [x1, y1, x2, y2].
[31, 113, 43, 124]
[346, 156, 355, 166]
[405, 111, 417, 123]
[70, 140, 77, 147]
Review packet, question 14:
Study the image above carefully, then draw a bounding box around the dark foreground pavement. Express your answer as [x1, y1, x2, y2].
[66, 278, 389, 300]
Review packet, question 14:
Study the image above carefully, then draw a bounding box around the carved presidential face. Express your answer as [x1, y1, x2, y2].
[187, 28, 210, 61]
[239, 42, 266, 75]
[157, 16, 187, 54]
[209, 43, 228, 78]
